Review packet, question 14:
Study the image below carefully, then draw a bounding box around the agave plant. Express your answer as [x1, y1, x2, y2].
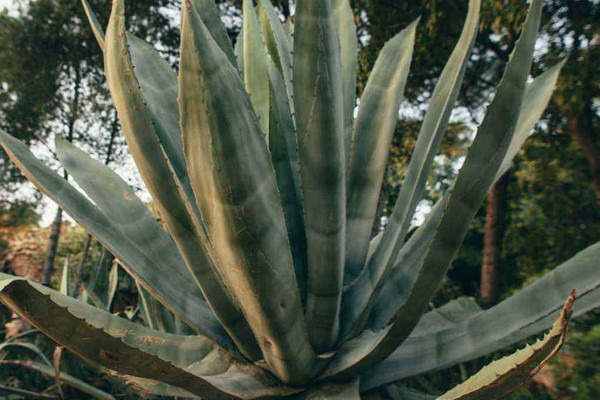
[1, 0, 599, 398]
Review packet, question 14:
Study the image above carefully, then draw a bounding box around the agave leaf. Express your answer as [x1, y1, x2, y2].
[296, 379, 360, 400]
[0, 342, 52, 367]
[136, 280, 177, 333]
[368, 198, 447, 329]
[437, 293, 573, 400]
[294, 0, 346, 353]
[105, 0, 260, 360]
[54, 136, 257, 354]
[343, 19, 418, 287]
[494, 60, 566, 181]
[257, 0, 295, 120]
[59, 257, 71, 296]
[2, 359, 116, 400]
[267, 57, 308, 299]
[284, 18, 293, 44]
[84, 248, 114, 311]
[366, 232, 383, 264]
[190, 0, 237, 67]
[81, 0, 201, 224]
[242, 0, 270, 137]
[107, 261, 119, 311]
[369, 60, 565, 330]
[81, 0, 105, 50]
[0, 274, 299, 399]
[361, 241, 600, 391]
[326, 0, 544, 378]
[331, 0, 358, 160]
[364, 61, 557, 309]
[180, 2, 314, 384]
[342, 0, 480, 339]
[137, 280, 157, 330]
[235, 30, 244, 75]
[0, 130, 230, 349]
[411, 297, 481, 337]
[111, 374, 200, 399]
[126, 33, 199, 214]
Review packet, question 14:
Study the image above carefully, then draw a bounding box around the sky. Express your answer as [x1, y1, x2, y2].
[0, 0, 16, 14]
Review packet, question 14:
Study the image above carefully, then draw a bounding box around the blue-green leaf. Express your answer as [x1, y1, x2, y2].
[180, 2, 315, 384]
[293, 0, 346, 353]
[343, 19, 418, 286]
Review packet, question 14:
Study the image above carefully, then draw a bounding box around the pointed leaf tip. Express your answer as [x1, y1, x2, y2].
[437, 291, 575, 400]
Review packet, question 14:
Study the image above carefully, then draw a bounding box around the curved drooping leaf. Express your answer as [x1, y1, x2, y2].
[242, 0, 270, 137]
[105, 0, 260, 360]
[342, 0, 480, 339]
[331, 0, 358, 160]
[360, 242, 600, 391]
[343, 19, 418, 287]
[0, 274, 299, 400]
[437, 292, 573, 400]
[294, 0, 346, 353]
[267, 58, 308, 300]
[1, 358, 116, 400]
[368, 60, 565, 330]
[180, 2, 314, 384]
[0, 383, 56, 399]
[0, 342, 52, 367]
[0, 130, 228, 348]
[326, 0, 544, 378]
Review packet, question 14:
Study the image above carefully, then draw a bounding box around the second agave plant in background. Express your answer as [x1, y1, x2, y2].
[0, 0, 597, 398]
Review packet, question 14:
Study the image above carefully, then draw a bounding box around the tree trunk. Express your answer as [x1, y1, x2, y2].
[72, 234, 92, 294]
[41, 67, 81, 285]
[568, 104, 600, 203]
[42, 206, 63, 285]
[480, 172, 509, 305]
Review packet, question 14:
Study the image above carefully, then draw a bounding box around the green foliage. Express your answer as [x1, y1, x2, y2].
[503, 130, 600, 291]
[0, 0, 596, 398]
[0, 201, 40, 228]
